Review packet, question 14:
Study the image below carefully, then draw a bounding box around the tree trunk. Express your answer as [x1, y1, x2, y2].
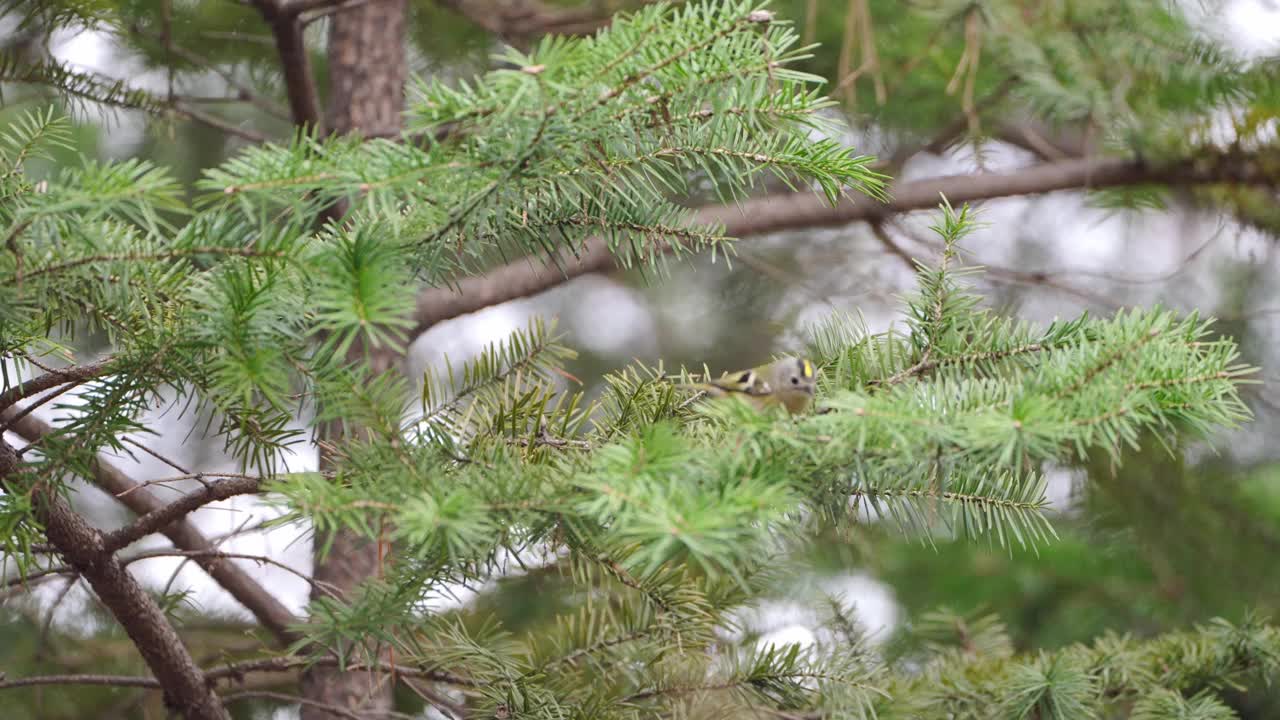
[300, 3, 408, 719]
[324, 0, 409, 137]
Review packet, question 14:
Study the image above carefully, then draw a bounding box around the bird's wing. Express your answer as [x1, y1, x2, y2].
[706, 369, 761, 394]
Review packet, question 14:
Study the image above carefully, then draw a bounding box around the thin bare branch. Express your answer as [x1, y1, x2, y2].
[1, 408, 302, 644]
[170, 102, 270, 142]
[0, 673, 165, 690]
[205, 656, 478, 687]
[222, 690, 422, 720]
[435, 0, 629, 41]
[100, 476, 265, 553]
[249, 0, 324, 131]
[124, 549, 327, 594]
[0, 655, 479, 693]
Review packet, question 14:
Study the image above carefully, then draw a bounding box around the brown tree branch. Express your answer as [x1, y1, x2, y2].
[100, 477, 265, 553]
[169, 102, 270, 143]
[0, 443, 229, 720]
[208, 656, 476, 687]
[0, 357, 114, 414]
[407, 149, 1280, 338]
[250, 0, 324, 130]
[221, 690, 421, 720]
[0, 408, 302, 645]
[0, 656, 478, 692]
[0, 674, 166, 690]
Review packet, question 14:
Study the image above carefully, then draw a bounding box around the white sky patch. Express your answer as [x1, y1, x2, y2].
[731, 572, 898, 657]
[757, 623, 817, 652]
[1042, 464, 1083, 513]
[651, 265, 727, 355]
[48, 26, 150, 158]
[410, 297, 544, 377]
[48, 25, 114, 76]
[1219, 0, 1280, 56]
[559, 276, 657, 358]
[819, 572, 900, 644]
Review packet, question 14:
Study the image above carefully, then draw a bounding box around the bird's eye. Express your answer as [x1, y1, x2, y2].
[791, 377, 799, 385]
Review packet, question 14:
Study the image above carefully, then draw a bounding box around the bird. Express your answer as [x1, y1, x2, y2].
[680, 356, 817, 415]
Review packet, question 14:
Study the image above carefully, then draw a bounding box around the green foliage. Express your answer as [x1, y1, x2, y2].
[0, 53, 172, 116]
[765, 0, 1280, 188]
[185, 1, 887, 288]
[878, 614, 1279, 719]
[1, 1, 1276, 719]
[1132, 688, 1239, 720]
[253, 200, 1257, 718]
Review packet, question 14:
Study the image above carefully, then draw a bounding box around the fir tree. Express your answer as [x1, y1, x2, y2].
[1, 1, 1277, 719]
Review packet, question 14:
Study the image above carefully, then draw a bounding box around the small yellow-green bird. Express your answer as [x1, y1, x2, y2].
[681, 356, 817, 415]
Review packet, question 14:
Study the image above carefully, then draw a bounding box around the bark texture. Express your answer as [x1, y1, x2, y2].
[1, 407, 300, 644]
[301, 4, 409, 716]
[0, 441, 229, 720]
[324, 0, 409, 137]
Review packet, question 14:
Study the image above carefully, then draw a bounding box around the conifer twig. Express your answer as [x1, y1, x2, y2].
[0, 357, 114, 413]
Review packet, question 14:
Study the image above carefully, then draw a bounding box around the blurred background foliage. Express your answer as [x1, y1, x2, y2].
[3, 0, 1280, 717]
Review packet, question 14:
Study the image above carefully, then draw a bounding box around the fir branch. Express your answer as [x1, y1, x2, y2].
[407, 148, 1280, 337]
[18, 246, 290, 282]
[641, 103, 821, 128]
[222, 172, 338, 196]
[419, 317, 569, 431]
[623, 666, 883, 706]
[1127, 370, 1241, 392]
[0, 54, 267, 142]
[539, 627, 654, 671]
[1054, 327, 1162, 398]
[607, 59, 808, 126]
[582, 8, 766, 116]
[866, 341, 1051, 389]
[849, 476, 1055, 550]
[885, 616, 1280, 718]
[0, 54, 170, 115]
[0, 356, 114, 413]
